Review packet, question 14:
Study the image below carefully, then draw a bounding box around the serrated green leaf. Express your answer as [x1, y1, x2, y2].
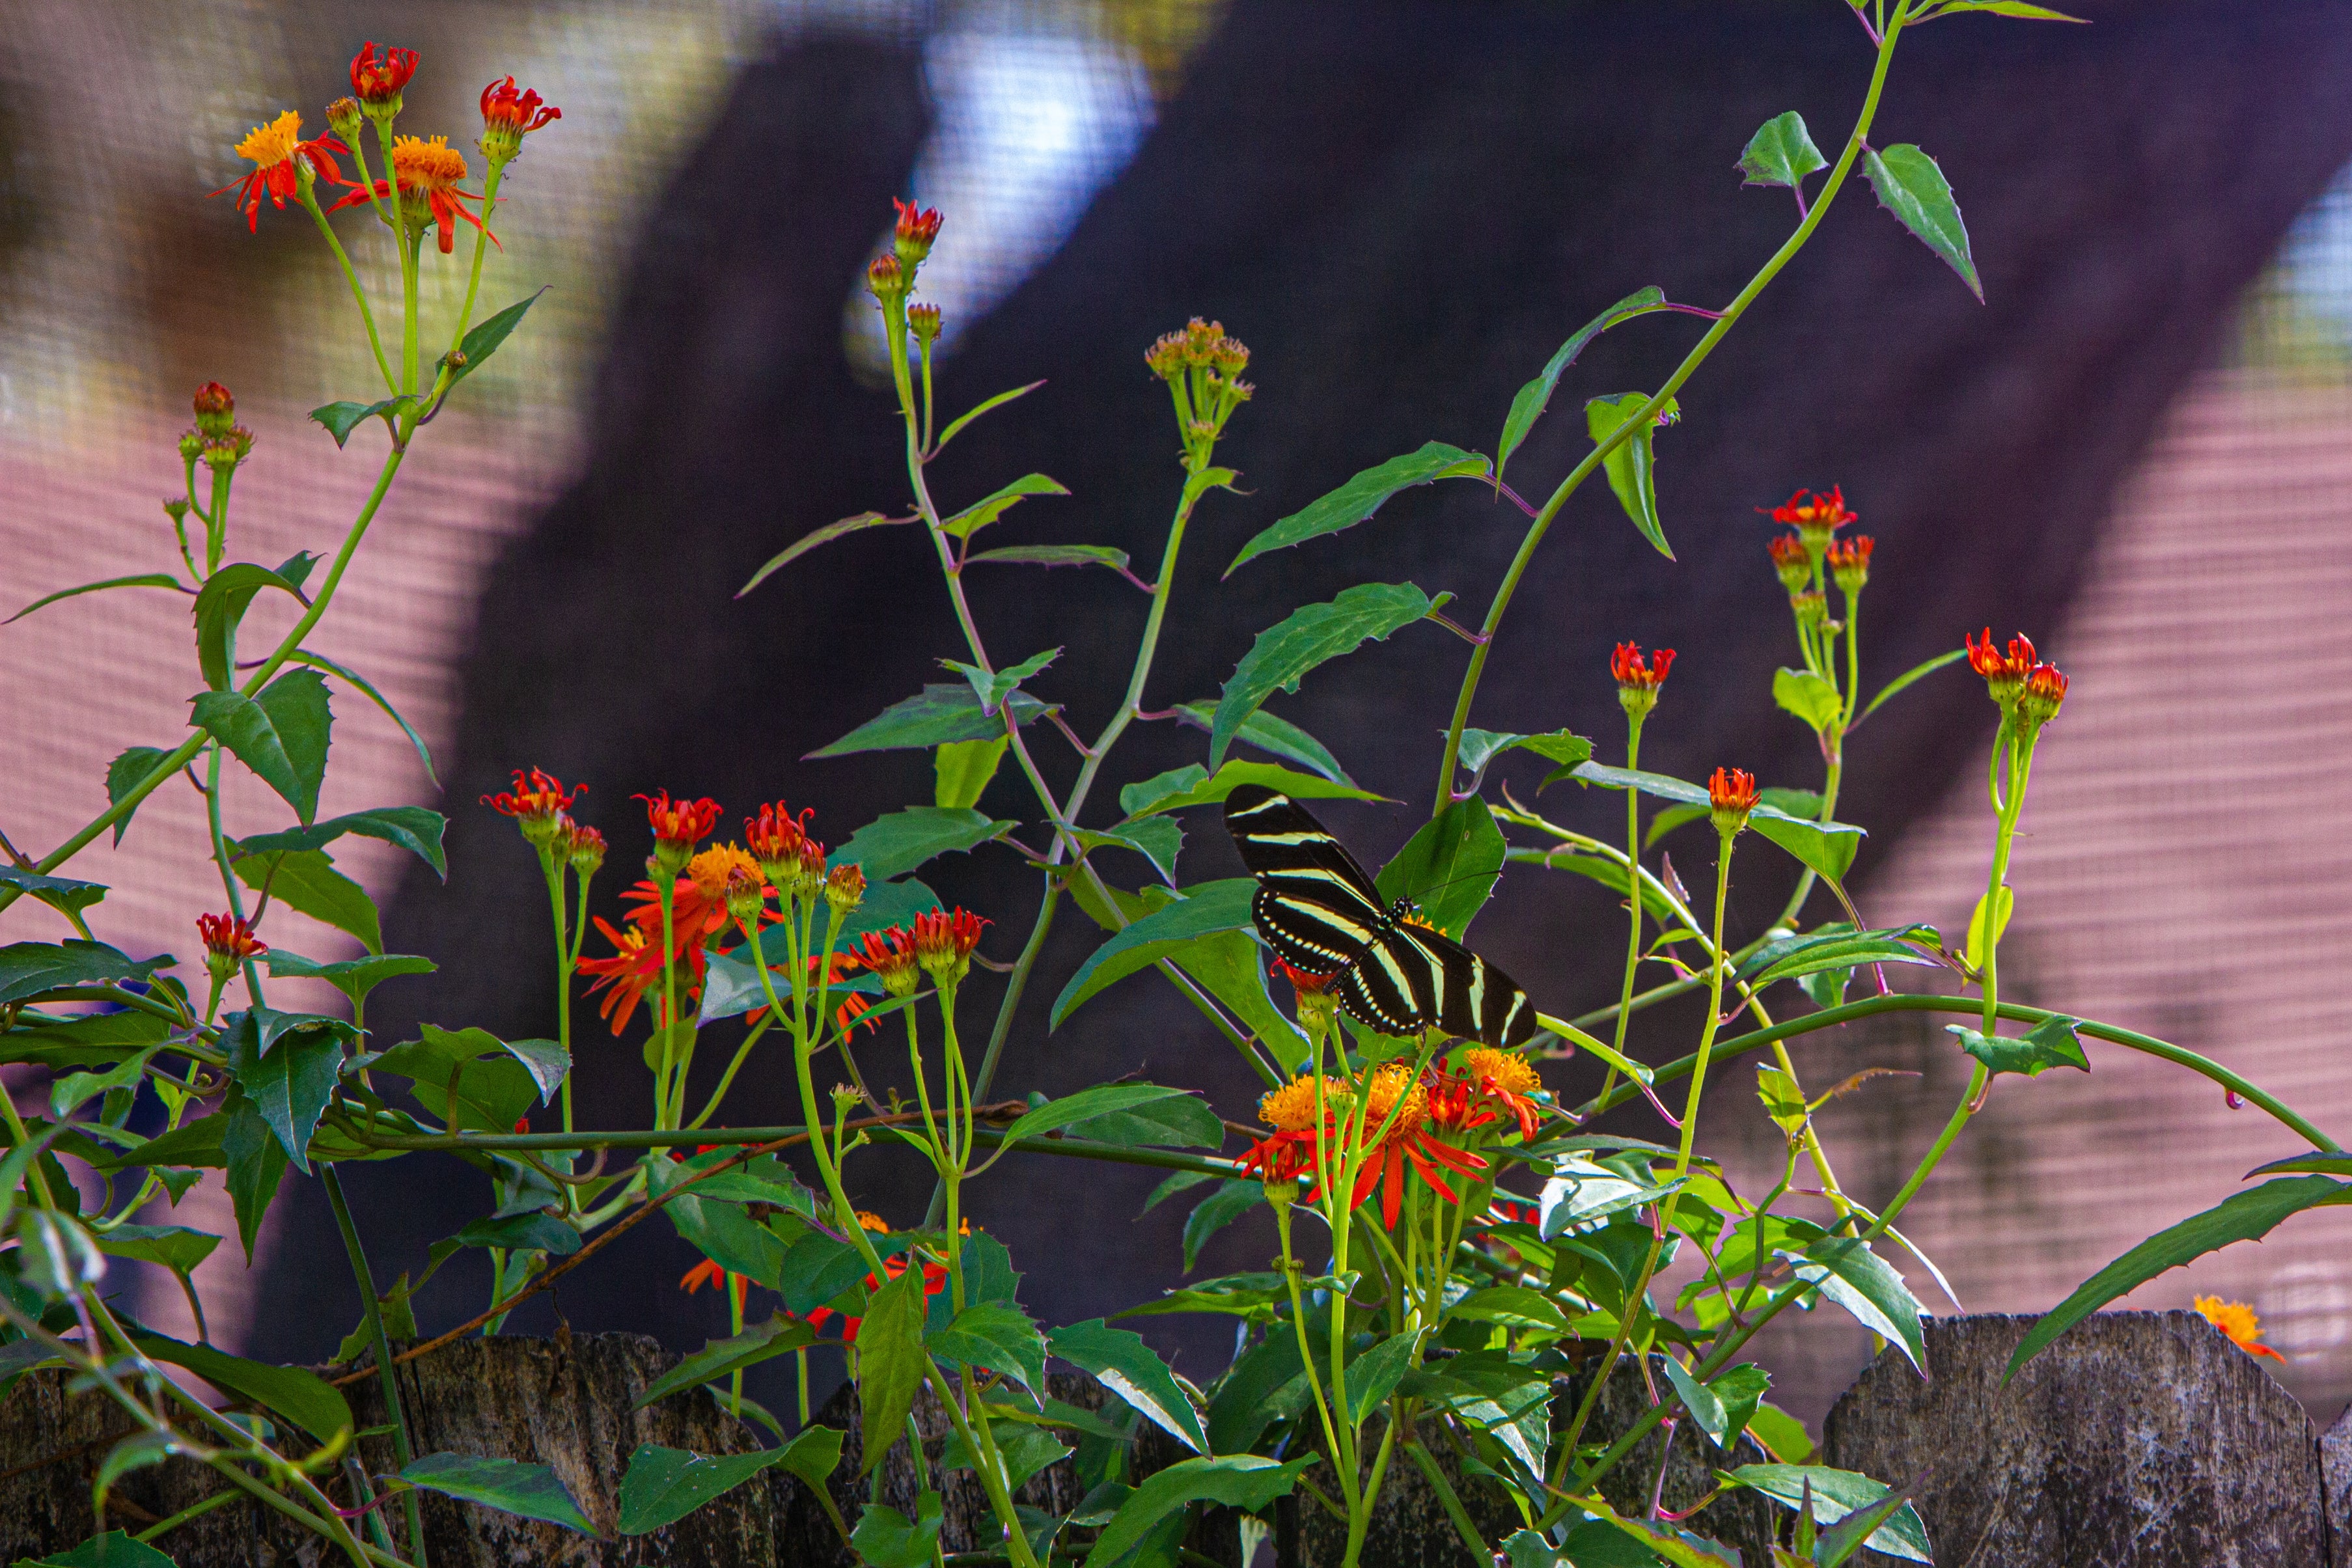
[1865, 143, 1982, 301]
[263, 950, 435, 1010]
[1562, 763, 1864, 884]
[1118, 759, 1381, 821]
[1211, 583, 1434, 768]
[1786, 1237, 1927, 1373]
[6, 573, 187, 626]
[1661, 1356, 1729, 1448]
[1585, 392, 1678, 560]
[1726, 1465, 1931, 1562]
[943, 646, 1058, 718]
[0, 868, 106, 924]
[1072, 819, 1183, 886]
[104, 747, 171, 846]
[232, 806, 447, 880]
[1050, 1318, 1208, 1453]
[809, 682, 1053, 758]
[1225, 443, 1489, 576]
[372, 1025, 538, 1133]
[737, 510, 911, 597]
[282, 648, 438, 789]
[17, 1529, 179, 1567]
[193, 669, 334, 826]
[190, 562, 305, 691]
[965, 543, 1131, 574]
[928, 1301, 1047, 1399]
[1050, 879, 1255, 1028]
[1946, 1016, 2089, 1080]
[1738, 111, 1827, 190]
[943, 473, 1068, 541]
[49, 1045, 160, 1121]
[934, 736, 1010, 808]
[232, 847, 381, 953]
[851, 1491, 943, 1568]
[447, 288, 547, 389]
[1375, 796, 1504, 941]
[616, 1443, 789, 1534]
[223, 1007, 352, 1172]
[828, 806, 1012, 883]
[308, 396, 411, 448]
[400, 1451, 592, 1533]
[1172, 702, 1355, 786]
[130, 1325, 352, 1442]
[2008, 1176, 2352, 1379]
[857, 1262, 932, 1476]
[1497, 288, 1665, 484]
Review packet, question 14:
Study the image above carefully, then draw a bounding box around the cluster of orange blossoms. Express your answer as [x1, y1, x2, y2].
[1238, 1051, 1549, 1228]
[1967, 628, 2069, 725]
[217, 41, 559, 251]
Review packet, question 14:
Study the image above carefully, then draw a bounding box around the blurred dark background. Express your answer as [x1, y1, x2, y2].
[8, 0, 2352, 1431]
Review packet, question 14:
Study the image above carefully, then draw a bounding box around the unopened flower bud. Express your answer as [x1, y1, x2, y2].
[1828, 536, 1872, 596]
[785, 840, 828, 905]
[325, 96, 363, 144]
[724, 864, 766, 923]
[830, 1082, 862, 1112]
[913, 907, 989, 986]
[178, 430, 204, 463]
[2017, 661, 2068, 727]
[825, 862, 866, 915]
[1768, 534, 1810, 592]
[1708, 767, 1759, 837]
[908, 303, 941, 345]
[201, 426, 255, 474]
[192, 381, 236, 437]
[892, 199, 943, 267]
[855, 928, 922, 998]
[866, 253, 905, 303]
[1145, 331, 1187, 381]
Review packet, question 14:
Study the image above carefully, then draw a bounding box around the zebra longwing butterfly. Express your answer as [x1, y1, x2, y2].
[1223, 784, 1536, 1047]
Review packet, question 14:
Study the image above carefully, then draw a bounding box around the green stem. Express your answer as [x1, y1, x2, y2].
[1599, 717, 1646, 1110]
[323, 1166, 428, 1568]
[1674, 833, 1737, 1176]
[656, 876, 680, 1129]
[447, 165, 506, 358]
[1432, 4, 1910, 814]
[300, 182, 396, 394]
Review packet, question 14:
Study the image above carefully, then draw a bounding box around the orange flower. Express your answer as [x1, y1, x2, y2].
[1966, 629, 2040, 707]
[2020, 661, 2068, 726]
[893, 198, 943, 262]
[1270, 956, 1338, 995]
[1827, 535, 1873, 593]
[349, 42, 419, 107]
[214, 110, 350, 232]
[912, 908, 988, 984]
[1767, 534, 1811, 591]
[482, 767, 585, 847]
[2194, 1295, 2285, 1362]
[1238, 1067, 1489, 1228]
[325, 135, 492, 255]
[1609, 642, 1674, 692]
[197, 913, 266, 980]
[577, 918, 666, 1033]
[1764, 486, 1856, 543]
[1708, 767, 1758, 836]
[853, 928, 922, 998]
[680, 1258, 749, 1314]
[479, 76, 560, 164]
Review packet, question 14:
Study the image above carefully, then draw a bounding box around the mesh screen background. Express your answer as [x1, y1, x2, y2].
[4, 0, 2350, 1431]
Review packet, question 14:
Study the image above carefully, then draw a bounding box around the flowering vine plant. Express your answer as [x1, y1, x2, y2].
[1, 8, 2340, 1568]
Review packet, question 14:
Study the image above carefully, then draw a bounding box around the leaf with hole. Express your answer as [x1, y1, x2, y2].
[1225, 443, 1489, 576]
[1585, 392, 1679, 560]
[1866, 143, 1982, 301]
[1497, 288, 1665, 484]
[400, 1451, 592, 1533]
[1210, 583, 1435, 767]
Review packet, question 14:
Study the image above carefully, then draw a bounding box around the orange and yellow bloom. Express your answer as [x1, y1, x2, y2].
[327, 134, 491, 254]
[215, 111, 350, 232]
[2194, 1295, 2285, 1362]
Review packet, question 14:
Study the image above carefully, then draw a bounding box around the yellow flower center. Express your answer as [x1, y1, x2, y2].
[1463, 1048, 1541, 1097]
[1259, 1073, 1349, 1133]
[1360, 1064, 1426, 1138]
[235, 109, 304, 169]
[687, 843, 763, 902]
[2193, 1295, 2267, 1352]
[391, 134, 468, 193]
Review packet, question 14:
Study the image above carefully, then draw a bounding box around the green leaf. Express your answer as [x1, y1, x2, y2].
[1963, 885, 2012, 971]
[1947, 1015, 2089, 1080]
[936, 379, 1046, 451]
[191, 563, 306, 689]
[1541, 1153, 1683, 1237]
[1072, 820, 1183, 887]
[851, 1491, 944, 1568]
[1224, 443, 1489, 577]
[400, 1451, 592, 1534]
[1644, 786, 1820, 849]
[1346, 1330, 1421, 1427]
[1922, 0, 2087, 21]
[1375, 796, 1504, 941]
[1448, 1286, 1569, 1335]
[1081, 1455, 1305, 1568]
[1118, 760, 1381, 821]
[1456, 728, 1592, 786]
[1772, 667, 1843, 734]
[223, 1007, 352, 1172]
[1746, 1400, 1816, 1464]
[775, 1423, 846, 1492]
[264, 950, 436, 1010]
[943, 648, 1058, 721]
[1737, 111, 1827, 190]
[192, 670, 335, 826]
[1116, 1271, 1288, 1323]
[447, 288, 547, 389]
[965, 543, 1134, 576]
[1172, 702, 1355, 786]
[373, 1025, 538, 1134]
[1573, 1498, 1742, 1568]
[0, 868, 106, 924]
[929, 1301, 1047, 1399]
[1529, 849, 1678, 925]
[1562, 763, 1864, 885]
[283, 648, 439, 789]
[831, 806, 1012, 882]
[50, 1045, 161, 1120]
[737, 511, 912, 597]
[809, 682, 1053, 758]
[2008, 1175, 2352, 1379]
[935, 736, 1010, 809]
[7, 573, 187, 626]
[1709, 1362, 1772, 1447]
[1741, 924, 1941, 987]
[616, 1443, 790, 1534]
[1211, 583, 1435, 768]
[1181, 1179, 1265, 1273]
[1049, 1319, 1208, 1453]
[1865, 143, 1982, 301]
[1166, 929, 1308, 1067]
[943, 473, 1068, 541]
[92, 1224, 217, 1280]
[857, 1260, 932, 1476]
[18, 1532, 178, 1568]
[1661, 1358, 1729, 1449]
[1497, 287, 1665, 484]
[1050, 879, 1254, 1028]
[1786, 1237, 1927, 1373]
[2247, 1151, 2352, 1179]
[219, 1094, 286, 1260]
[1398, 1351, 1551, 1479]
[129, 1327, 352, 1442]
[1724, 1465, 1931, 1563]
[994, 1084, 1215, 1149]
[232, 806, 447, 880]
[104, 747, 172, 846]
[1584, 392, 1679, 560]
[308, 396, 410, 448]
[1856, 646, 1966, 729]
[232, 847, 381, 953]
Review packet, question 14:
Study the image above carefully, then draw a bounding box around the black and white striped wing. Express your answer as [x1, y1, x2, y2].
[1334, 922, 1538, 1048]
[1224, 785, 1389, 974]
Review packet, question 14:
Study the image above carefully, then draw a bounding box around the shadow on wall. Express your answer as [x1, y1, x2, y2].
[278, 0, 2352, 1415]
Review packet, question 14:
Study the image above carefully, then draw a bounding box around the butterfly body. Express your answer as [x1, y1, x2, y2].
[1224, 784, 1536, 1047]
